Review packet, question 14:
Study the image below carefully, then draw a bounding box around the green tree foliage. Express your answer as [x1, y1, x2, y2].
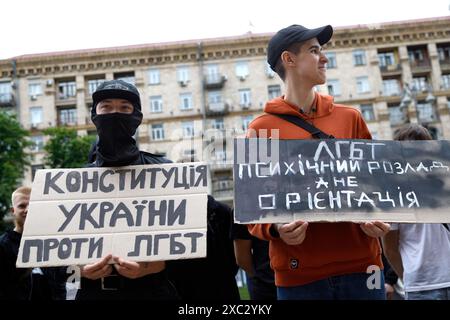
[0, 112, 30, 231]
[43, 127, 95, 169]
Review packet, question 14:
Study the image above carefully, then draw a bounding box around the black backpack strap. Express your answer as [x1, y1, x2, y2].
[272, 114, 335, 139]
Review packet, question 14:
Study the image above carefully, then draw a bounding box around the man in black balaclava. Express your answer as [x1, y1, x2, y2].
[76, 80, 177, 300]
[79, 80, 240, 301]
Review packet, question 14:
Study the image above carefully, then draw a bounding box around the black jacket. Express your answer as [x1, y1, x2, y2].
[167, 196, 240, 301]
[0, 230, 67, 300]
[0, 230, 32, 300]
[86, 148, 239, 300]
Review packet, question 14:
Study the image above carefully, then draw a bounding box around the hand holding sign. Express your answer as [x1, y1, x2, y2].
[113, 257, 165, 279]
[80, 254, 113, 280]
[359, 221, 391, 238]
[276, 220, 309, 245]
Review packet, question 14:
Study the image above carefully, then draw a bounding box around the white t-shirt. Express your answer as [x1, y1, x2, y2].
[390, 223, 450, 292]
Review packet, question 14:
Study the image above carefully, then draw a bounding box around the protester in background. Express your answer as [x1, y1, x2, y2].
[0, 186, 67, 300]
[383, 124, 450, 300]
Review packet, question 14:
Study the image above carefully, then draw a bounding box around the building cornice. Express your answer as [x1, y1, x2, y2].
[1, 16, 450, 78]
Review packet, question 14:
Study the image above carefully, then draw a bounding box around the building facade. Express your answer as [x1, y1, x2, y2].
[1, 16, 450, 207]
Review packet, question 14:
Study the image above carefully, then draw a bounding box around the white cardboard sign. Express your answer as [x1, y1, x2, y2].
[17, 162, 208, 267]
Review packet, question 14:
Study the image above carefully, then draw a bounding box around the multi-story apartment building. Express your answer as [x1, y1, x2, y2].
[1, 16, 450, 208]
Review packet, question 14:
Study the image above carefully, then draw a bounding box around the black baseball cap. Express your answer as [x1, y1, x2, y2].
[267, 24, 333, 71]
[92, 79, 141, 111]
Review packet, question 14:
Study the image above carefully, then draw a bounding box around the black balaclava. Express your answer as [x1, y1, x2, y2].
[91, 80, 143, 166]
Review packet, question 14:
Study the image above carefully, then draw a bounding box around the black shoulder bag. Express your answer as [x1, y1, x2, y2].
[272, 113, 335, 139]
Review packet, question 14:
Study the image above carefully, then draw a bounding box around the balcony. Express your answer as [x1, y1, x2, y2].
[409, 59, 431, 73]
[379, 64, 402, 76]
[206, 102, 230, 116]
[0, 93, 15, 107]
[204, 74, 227, 89]
[417, 105, 439, 124]
[440, 58, 450, 72]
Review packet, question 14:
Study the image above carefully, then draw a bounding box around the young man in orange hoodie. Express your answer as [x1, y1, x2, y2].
[247, 24, 391, 299]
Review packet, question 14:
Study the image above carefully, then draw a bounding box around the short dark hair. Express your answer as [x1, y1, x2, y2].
[274, 42, 304, 81]
[393, 124, 432, 141]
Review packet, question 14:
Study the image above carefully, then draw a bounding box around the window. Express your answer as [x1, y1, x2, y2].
[205, 64, 220, 82]
[148, 69, 160, 85]
[412, 77, 428, 92]
[211, 118, 224, 130]
[242, 115, 253, 131]
[378, 52, 395, 67]
[442, 74, 450, 90]
[58, 107, 77, 125]
[325, 52, 337, 68]
[268, 85, 281, 100]
[438, 46, 450, 61]
[58, 81, 76, 99]
[208, 91, 222, 104]
[180, 93, 193, 110]
[28, 83, 42, 96]
[235, 61, 249, 79]
[408, 49, 424, 63]
[30, 107, 43, 126]
[388, 106, 407, 125]
[151, 124, 165, 141]
[353, 50, 366, 66]
[239, 89, 251, 107]
[417, 102, 436, 123]
[382, 79, 401, 96]
[150, 96, 163, 113]
[87, 79, 104, 95]
[0, 82, 11, 103]
[327, 79, 341, 96]
[30, 136, 44, 152]
[360, 104, 375, 121]
[177, 66, 190, 83]
[356, 76, 370, 94]
[266, 62, 275, 78]
[182, 121, 194, 138]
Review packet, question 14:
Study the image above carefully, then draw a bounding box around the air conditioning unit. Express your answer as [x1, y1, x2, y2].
[31, 123, 38, 129]
[46, 79, 54, 87]
[267, 72, 275, 79]
[238, 75, 247, 81]
[30, 95, 37, 101]
[179, 80, 188, 87]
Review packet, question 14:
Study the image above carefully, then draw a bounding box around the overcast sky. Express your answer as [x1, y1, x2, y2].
[1, 0, 449, 59]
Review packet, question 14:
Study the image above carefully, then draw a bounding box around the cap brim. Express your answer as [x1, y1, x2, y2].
[93, 89, 140, 107]
[306, 25, 333, 45]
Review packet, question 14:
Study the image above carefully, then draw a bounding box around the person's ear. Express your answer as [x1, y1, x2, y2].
[281, 51, 296, 66]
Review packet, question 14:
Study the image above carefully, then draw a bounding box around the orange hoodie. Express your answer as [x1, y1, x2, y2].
[247, 92, 382, 287]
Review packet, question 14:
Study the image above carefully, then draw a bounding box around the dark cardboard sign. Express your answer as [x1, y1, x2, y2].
[234, 139, 450, 223]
